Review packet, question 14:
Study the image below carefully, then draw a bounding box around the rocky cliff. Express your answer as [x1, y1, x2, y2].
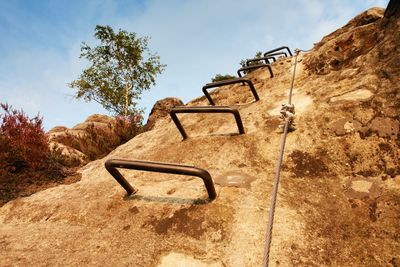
[48, 98, 183, 166]
[0, 6, 399, 267]
[48, 114, 116, 166]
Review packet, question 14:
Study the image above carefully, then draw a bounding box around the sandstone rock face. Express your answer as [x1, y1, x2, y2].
[1, 6, 399, 267]
[49, 141, 88, 165]
[143, 97, 184, 131]
[48, 100, 183, 166]
[71, 114, 114, 132]
[48, 114, 121, 166]
[385, 0, 400, 17]
[303, 8, 385, 75]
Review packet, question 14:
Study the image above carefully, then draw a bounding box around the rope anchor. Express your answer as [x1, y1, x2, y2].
[278, 103, 296, 132]
[276, 48, 301, 134]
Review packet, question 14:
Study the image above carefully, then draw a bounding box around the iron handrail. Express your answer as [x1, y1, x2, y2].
[238, 63, 274, 78]
[105, 159, 217, 200]
[263, 46, 292, 57]
[202, 78, 259, 105]
[170, 106, 245, 139]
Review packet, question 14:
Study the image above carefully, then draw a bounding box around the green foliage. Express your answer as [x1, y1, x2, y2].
[239, 51, 264, 68]
[69, 25, 166, 117]
[211, 74, 237, 82]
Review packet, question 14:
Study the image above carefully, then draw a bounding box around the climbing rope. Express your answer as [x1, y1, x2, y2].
[262, 48, 301, 267]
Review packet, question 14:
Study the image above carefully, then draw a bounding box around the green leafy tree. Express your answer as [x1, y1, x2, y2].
[69, 25, 166, 117]
[211, 74, 237, 82]
[239, 51, 263, 68]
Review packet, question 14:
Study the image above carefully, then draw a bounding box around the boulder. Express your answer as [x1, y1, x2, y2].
[49, 141, 88, 166]
[303, 8, 385, 74]
[143, 97, 184, 131]
[47, 114, 119, 166]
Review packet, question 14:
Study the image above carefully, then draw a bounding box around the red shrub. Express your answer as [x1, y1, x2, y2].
[114, 113, 142, 143]
[0, 103, 50, 172]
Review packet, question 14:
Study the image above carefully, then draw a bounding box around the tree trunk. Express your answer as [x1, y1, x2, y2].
[124, 83, 129, 117]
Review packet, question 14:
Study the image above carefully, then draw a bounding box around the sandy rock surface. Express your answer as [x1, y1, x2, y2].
[1, 7, 399, 267]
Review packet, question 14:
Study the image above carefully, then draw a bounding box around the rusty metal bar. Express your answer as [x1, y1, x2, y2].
[238, 63, 273, 78]
[105, 159, 217, 200]
[202, 78, 259, 105]
[170, 106, 245, 139]
[246, 56, 275, 66]
[263, 46, 292, 57]
[263, 51, 287, 58]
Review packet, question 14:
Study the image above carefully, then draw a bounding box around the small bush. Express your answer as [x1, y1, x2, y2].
[80, 113, 142, 159]
[0, 103, 66, 181]
[211, 74, 237, 83]
[239, 51, 264, 69]
[0, 103, 75, 205]
[0, 103, 51, 173]
[114, 113, 142, 143]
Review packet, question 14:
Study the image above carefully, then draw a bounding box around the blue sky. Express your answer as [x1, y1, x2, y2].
[0, 0, 388, 130]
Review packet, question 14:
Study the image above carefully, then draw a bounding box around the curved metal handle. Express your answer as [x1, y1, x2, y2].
[202, 78, 259, 105]
[105, 159, 217, 200]
[237, 64, 273, 78]
[246, 56, 275, 66]
[170, 106, 245, 139]
[263, 46, 292, 57]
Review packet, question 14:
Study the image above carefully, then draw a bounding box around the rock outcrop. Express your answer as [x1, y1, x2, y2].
[143, 97, 184, 131]
[48, 99, 184, 166]
[0, 5, 399, 267]
[48, 114, 137, 166]
[303, 7, 384, 75]
[385, 0, 400, 18]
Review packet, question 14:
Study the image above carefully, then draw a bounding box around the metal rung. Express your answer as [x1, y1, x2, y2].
[202, 78, 259, 105]
[263, 46, 292, 57]
[238, 63, 274, 78]
[246, 56, 276, 66]
[246, 52, 287, 66]
[105, 159, 217, 200]
[263, 51, 288, 58]
[170, 106, 245, 139]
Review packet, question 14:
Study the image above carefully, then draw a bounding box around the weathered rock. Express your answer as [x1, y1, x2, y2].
[48, 114, 125, 166]
[85, 114, 114, 124]
[329, 88, 373, 103]
[1, 5, 399, 267]
[47, 126, 68, 134]
[328, 118, 363, 136]
[72, 114, 113, 131]
[143, 97, 184, 131]
[370, 117, 399, 139]
[303, 8, 384, 75]
[385, 0, 400, 18]
[49, 141, 88, 166]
